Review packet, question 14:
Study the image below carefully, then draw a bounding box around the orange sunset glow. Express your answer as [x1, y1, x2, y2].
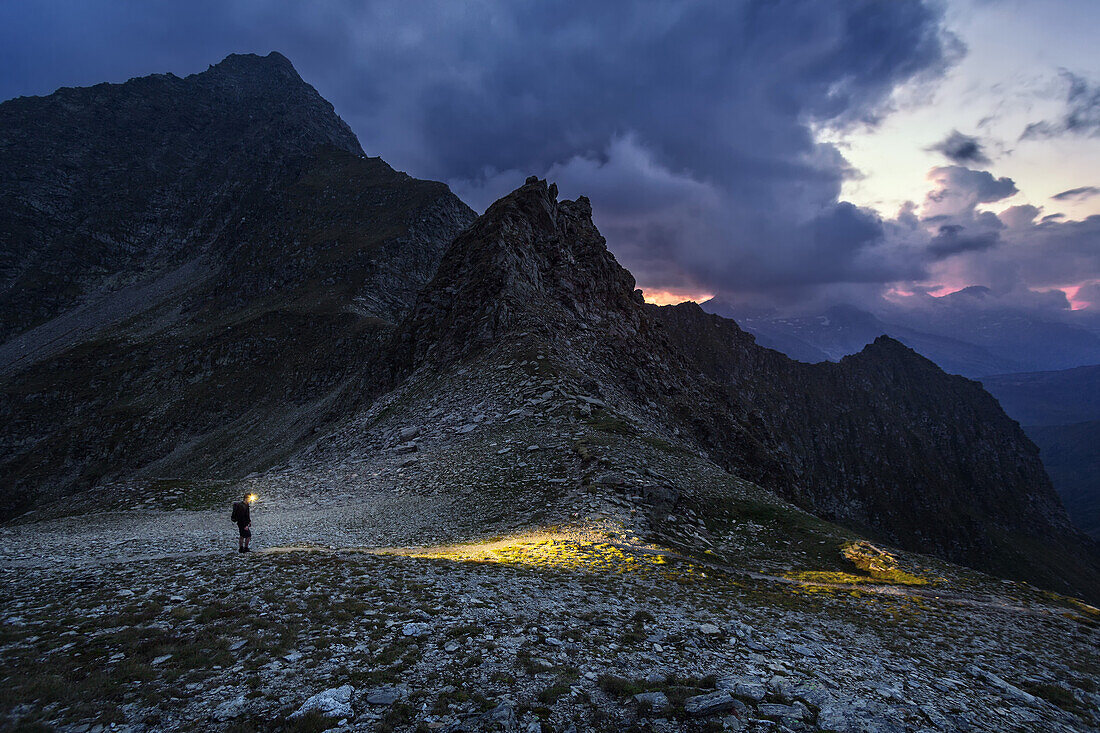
[642, 288, 714, 306]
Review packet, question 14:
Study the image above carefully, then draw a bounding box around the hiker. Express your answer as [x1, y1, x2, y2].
[231, 494, 254, 553]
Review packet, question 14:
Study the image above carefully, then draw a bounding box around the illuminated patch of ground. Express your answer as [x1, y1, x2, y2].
[783, 540, 934, 587]
[377, 528, 689, 578]
[785, 569, 930, 587]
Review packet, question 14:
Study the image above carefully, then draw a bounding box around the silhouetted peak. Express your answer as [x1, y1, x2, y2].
[206, 51, 302, 81]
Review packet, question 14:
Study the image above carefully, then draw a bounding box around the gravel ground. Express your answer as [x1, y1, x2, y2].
[3, 484, 1099, 732]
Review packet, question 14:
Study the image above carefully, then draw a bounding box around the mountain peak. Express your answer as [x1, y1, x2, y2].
[207, 50, 299, 76]
[392, 177, 640, 371]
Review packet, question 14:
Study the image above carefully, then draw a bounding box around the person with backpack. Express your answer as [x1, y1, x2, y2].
[231, 494, 254, 553]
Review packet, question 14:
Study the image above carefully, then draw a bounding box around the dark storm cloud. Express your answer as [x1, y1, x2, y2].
[926, 166, 1017, 205]
[1021, 70, 1100, 140]
[0, 0, 958, 302]
[928, 130, 990, 165]
[1052, 185, 1100, 201]
[927, 224, 1000, 259]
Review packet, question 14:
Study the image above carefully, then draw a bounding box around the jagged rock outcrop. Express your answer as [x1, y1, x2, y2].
[392, 177, 785, 487]
[0, 53, 475, 517]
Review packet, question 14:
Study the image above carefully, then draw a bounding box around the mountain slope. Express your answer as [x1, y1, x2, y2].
[0, 54, 475, 518]
[981, 364, 1100, 426]
[0, 52, 365, 342]
[981, 365, 1100, 538]
[704, 301, 1024, 377]
[1027, 421, 1100, 539]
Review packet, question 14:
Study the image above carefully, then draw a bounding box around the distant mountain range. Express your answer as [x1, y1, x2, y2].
[705, 298, 1100, 378]
[982, 365, 1100, 539]
[1, 53, 1098, 601]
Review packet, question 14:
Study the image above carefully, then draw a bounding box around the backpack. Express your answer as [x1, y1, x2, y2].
[231, 502, 242, 523]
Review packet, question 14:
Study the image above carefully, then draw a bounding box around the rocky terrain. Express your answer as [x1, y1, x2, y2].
[3, 416, 1099, 732]
[3, 53, 1100, 732]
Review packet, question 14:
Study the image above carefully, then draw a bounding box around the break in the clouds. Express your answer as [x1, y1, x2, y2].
[928, 130, 990, 165]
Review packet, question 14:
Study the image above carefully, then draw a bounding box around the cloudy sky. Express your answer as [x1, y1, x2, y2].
[2, 0, 1097, 316]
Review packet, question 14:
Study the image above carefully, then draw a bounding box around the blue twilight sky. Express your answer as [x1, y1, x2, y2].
[1, 0, 1097, 314]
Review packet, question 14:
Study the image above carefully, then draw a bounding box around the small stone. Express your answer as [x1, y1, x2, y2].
[402, 622, 431, 637]
[759, 703, 805, 720]
[722, 679, 765, 703]
[699, 623, 721, 635]
[684, 690, 736, 716]
[487, 702, 517, 729]
[289, 685, 354, 720]
[634, 691, 670, 712]
[366, 686, 404, 706]
[214, 694, 247, 721]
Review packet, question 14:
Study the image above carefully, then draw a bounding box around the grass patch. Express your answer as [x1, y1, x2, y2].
[597, 674, 643, 697]
[1021, 682, 1091, 719]
[537, 682, 572, 704]
[786, 569, 929, 587]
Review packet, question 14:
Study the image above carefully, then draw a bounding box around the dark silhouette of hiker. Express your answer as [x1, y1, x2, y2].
[231, 495, 253, 553]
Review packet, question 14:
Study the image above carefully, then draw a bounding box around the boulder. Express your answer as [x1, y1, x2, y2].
[717, 676, 766, 702]
[633, 691, 670, 713]
[289, 685, 353, 720]
[684, 690, 736, 716]
[365, 686, 404, 706]
[759, 702, 805, 720]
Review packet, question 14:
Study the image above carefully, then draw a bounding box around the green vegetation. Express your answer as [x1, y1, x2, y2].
[1021, 682, 1092, 720]
[597, 674, 643, 697]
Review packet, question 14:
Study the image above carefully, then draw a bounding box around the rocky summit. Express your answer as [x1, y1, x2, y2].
[1, 54, 1099, 732]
